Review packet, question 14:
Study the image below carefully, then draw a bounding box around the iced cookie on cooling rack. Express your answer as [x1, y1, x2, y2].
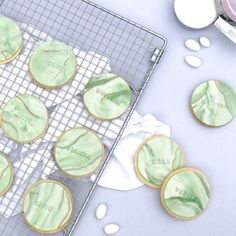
[134, 136, 186, 188]
[23, 180, 73, 234]
[0, 16, 23, 64]
[161, 168, 211, 220]
[29, 41, 77, 89]
[54, 127, 104, 178]
[0, 94, 49, 143]
[191, 80, 236, 127]
[83, 73, 131, 120]
[0, 152, 13, 196]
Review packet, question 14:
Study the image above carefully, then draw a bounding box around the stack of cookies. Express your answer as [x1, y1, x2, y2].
[134, 135, 211, 220]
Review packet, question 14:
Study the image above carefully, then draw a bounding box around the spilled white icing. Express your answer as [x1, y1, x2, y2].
[185, 56, 202, 68]
[185, 39, 201, 51]
[200, 36, 211, 48]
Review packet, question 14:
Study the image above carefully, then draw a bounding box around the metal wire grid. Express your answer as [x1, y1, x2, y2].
[0, 0, 166, 235]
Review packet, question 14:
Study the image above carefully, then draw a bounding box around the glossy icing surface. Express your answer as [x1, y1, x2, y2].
[0, 16, 22, 64]
[29, 41, 77, 88]
[1, 95, 48, 143]
[55, 127, 104, 178]
[23, 180, 73, 233]
[191, 80, 236, 127]
[83, 73, 131, 120]
[135, 136, 185, 188]
[161, 168, 211, 219]
[0, 152, 13, 196]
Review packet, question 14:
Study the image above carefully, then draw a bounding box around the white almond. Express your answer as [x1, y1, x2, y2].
[104, 224, 120, 235]
[200, 36, 211, 48]
[90, 174, 97, 182]
[185, 56, 202, 68]
[95, 203, 107, 220]
[185, 39, 201, 51]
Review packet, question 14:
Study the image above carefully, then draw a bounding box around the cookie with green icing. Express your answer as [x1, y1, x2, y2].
[83, 73, 131, 120]
[161, 168, 211, 220]
[0, 152, 13, 196]
[191, 80, 236, 127]
[135, 136, 185, 188]
[54, 127, 104, 178]
[23, 180, 73, 234]
[29, 41, 77, 89]
[1, 94, 49, 143]
[0, 16, 23, 64]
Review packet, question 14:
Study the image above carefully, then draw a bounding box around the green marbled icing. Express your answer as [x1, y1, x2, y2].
[54, 128, 104, 178]
[29, 41, 77, 88]
[23, 180, 73, 233]
[191, 80, 236, 127]
[83, 73, 131, 120]
[0, 16, 22, 63]
[1, 95, 48, 143]
[137, 136, 185, 187]
[0, 153, 13, 196]
[162, 169, 211, 219]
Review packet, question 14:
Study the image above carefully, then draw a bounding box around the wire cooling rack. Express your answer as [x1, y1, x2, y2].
[0, 0, 166, 235]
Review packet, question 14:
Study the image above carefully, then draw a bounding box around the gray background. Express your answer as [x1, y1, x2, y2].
[75, 0, 236, 235]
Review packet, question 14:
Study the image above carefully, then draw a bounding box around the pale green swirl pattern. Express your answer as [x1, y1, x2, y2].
[161, 168, 211, 220]
[54, 127, 104, 178]
[0, 152, 13, 196]
[29, 41, 77, 89]
[83, 73, 131, 120]
[23, 180, 73, 234]
[1, 95, 48, 143]
[135, 136, 185, 188]
[191, 80, 236, 127]
[0, 16, 22, 64]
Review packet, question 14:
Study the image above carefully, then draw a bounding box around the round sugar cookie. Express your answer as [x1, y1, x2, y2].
[1, 94, 48, 143]
[0, 16, 23, 64]
[29, 41, 77, 89]
[161, 168, 211, 220]
[191, 80, 236, 127]
[54, 127, 104, 178]
[134, 136, 186, 188]
[83, 73, 131, 120]
[0, 152, 13, 196]
[23, 180, 73, 234]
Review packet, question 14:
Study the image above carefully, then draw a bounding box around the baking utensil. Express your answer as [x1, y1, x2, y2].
[174, 0, 236, 43]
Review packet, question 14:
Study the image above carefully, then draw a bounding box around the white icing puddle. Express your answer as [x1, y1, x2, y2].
[95, 203, 107, 220]
[200, 36, 211, 48]
[104, 224, 120, 235]
[185, 39, 201, 51]
[185, 56, 202, 68]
